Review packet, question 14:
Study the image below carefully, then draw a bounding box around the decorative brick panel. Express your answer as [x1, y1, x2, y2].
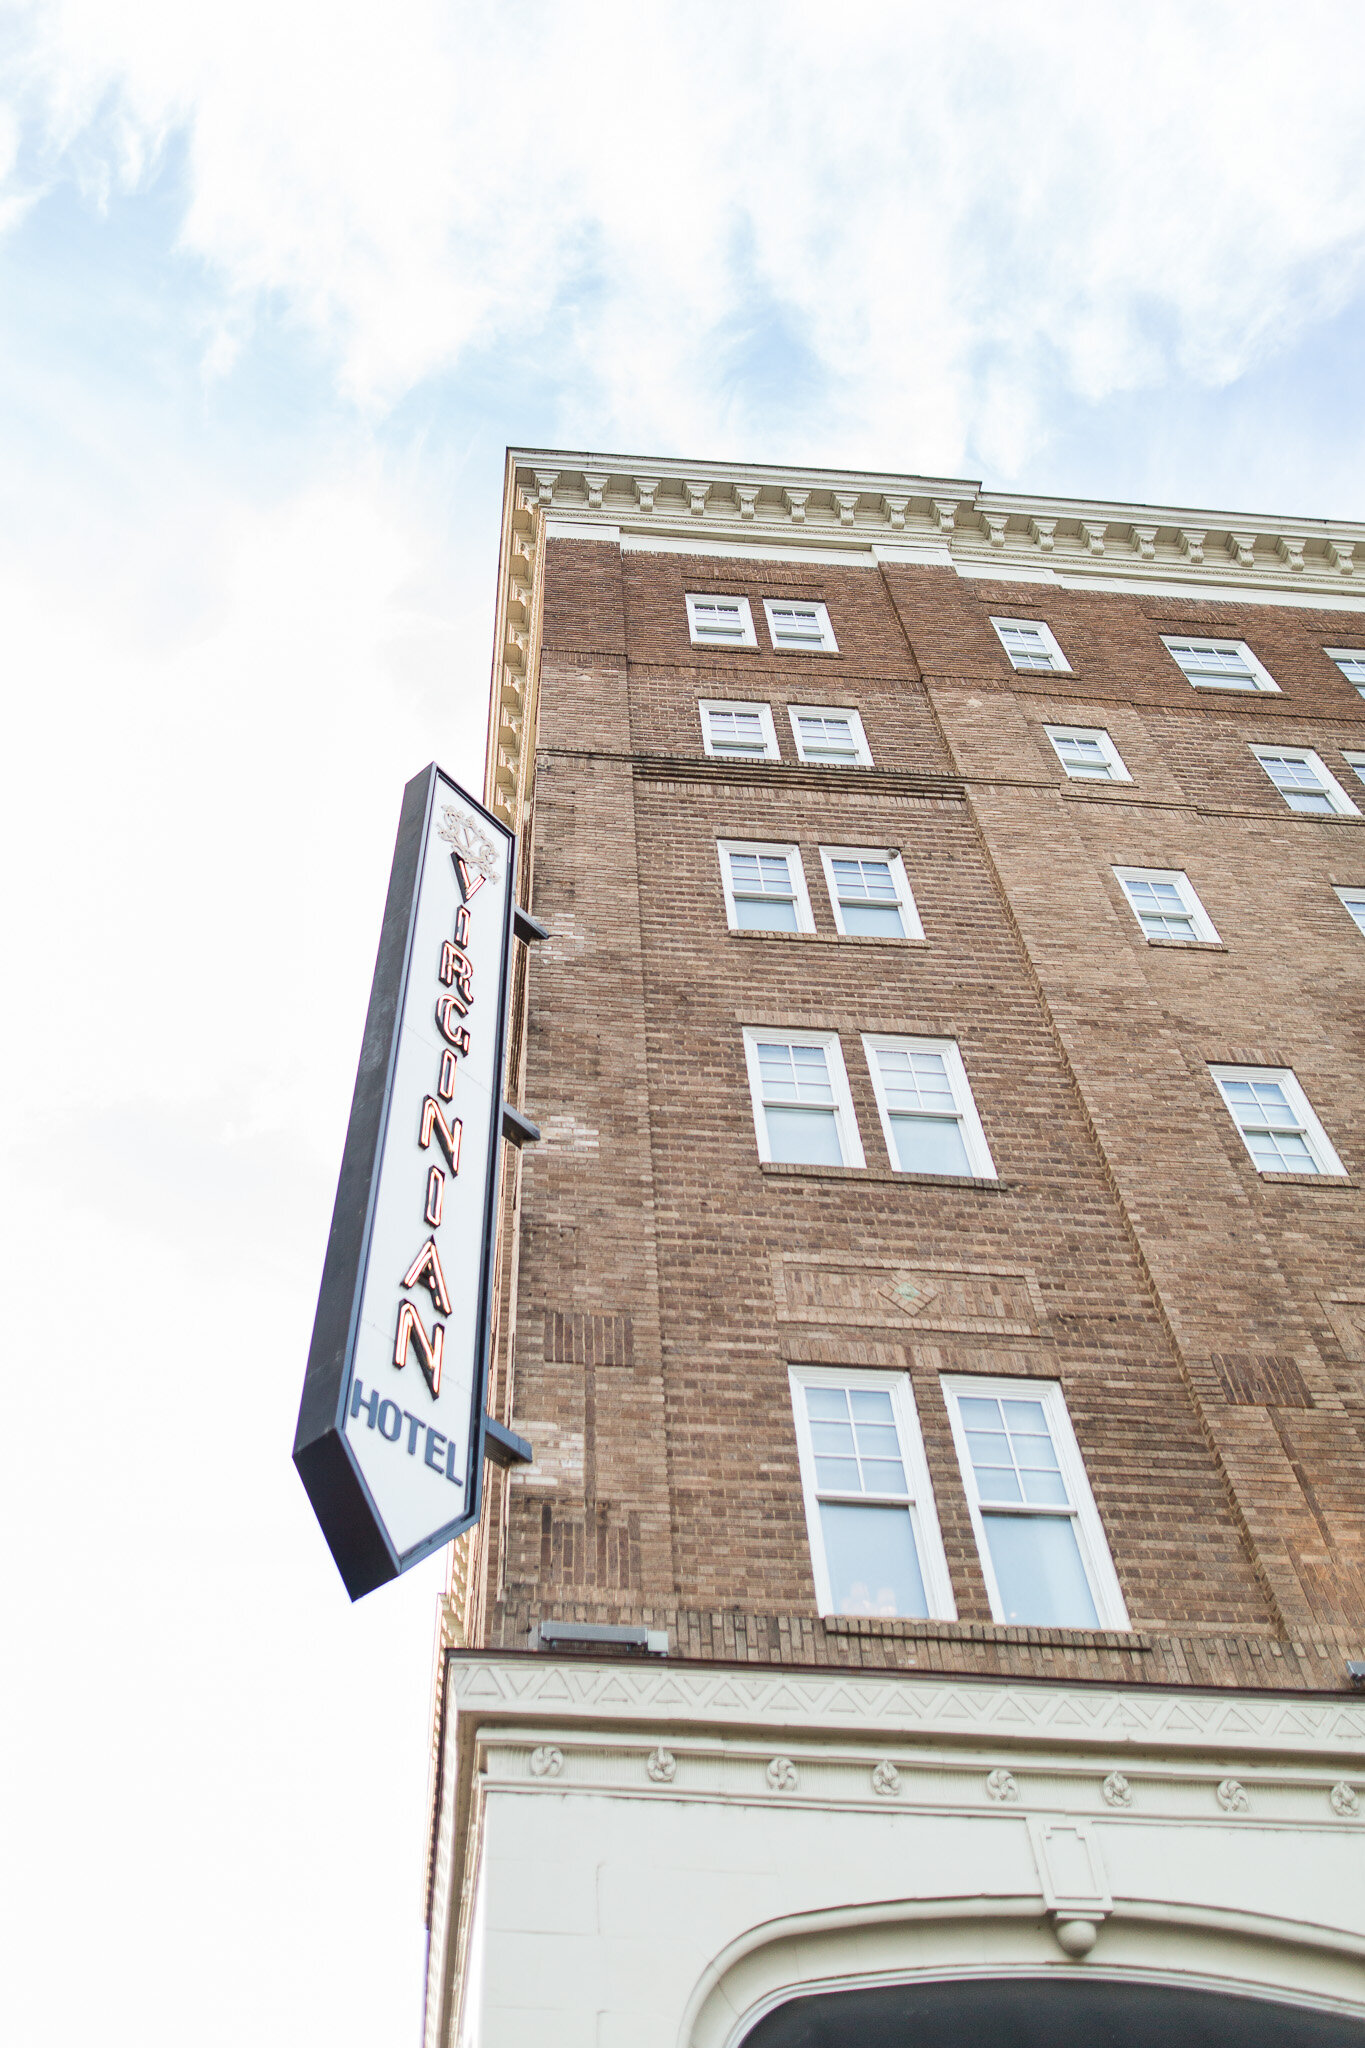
[544, 1312, 636, 1369]
[1212, 1353, 1314, 1409]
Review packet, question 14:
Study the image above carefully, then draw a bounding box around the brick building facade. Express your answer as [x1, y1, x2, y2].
[423, 453, 1365, 2048]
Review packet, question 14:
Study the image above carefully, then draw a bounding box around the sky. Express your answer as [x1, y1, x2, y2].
[2, 3, 1364, 2043]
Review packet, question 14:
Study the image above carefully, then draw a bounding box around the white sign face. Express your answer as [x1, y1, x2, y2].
[341, 786, 512, 1557]
[295, 764, 517, 1595]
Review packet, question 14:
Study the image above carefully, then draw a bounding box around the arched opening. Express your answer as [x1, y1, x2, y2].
[742, 1976, 1365, 2048]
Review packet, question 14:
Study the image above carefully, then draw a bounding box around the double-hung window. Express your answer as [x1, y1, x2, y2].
[991, 617, 1070, 673]
[1326, 648, 1365, 695]
[1162, 636, 1279, 692]
[764, 599, 837, 652]
[699, 699, 779, 761]
[819, 846, 921, 938]
[1044, 725, 1130, 782]
[1249, 745, 1359, 817]
[1210, 1065, 1346, 1177]
[1335, 886, 1365, 937]
[790, 1369, 955, 1619]
[742, 1028, 864, 1167]
[942, 1377, 1128, 1630]
[686, 593, 757, 647]
[1113, 867, 1219, 944]
[718, 841, 813, 933]
[789, 704, 872, 766]
[1342, 751, 1365, 794]
[862, 1035, 996, 1178]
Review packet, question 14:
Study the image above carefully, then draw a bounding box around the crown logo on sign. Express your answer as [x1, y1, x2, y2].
[438, 805, 499, 882]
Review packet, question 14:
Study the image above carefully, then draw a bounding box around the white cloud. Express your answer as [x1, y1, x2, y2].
[8, 0, 1365, 471]
[2, 9, 1364, 2043]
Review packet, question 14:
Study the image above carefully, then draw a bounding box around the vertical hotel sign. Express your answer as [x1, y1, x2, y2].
[293, 764, 515, 1599]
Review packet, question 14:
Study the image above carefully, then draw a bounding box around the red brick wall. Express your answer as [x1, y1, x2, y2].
[477, 536, 1365, 1691]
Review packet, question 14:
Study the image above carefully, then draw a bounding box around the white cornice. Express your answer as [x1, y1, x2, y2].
[449, 1651, 1365, 1763]
[484, 447, 1365, 833]
[508, 446, 1365, 605]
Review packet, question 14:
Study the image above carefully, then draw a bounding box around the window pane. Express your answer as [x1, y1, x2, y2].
[1245, 1129, 1316, 1172]
[809, 1419, 856, 1456]
[758, 1041, 833, 1104]
[860, 1458, 909, 1494]
[847, 1389, 894, 1421]
[765, 1104, 843, 1165]
[982, 1512, 1099, 1626]
[735, 895, 798, 931]
[842, 901, 904, 937]
[853, 1424, 901, 1456]
[1021, 1469, 1070, 1506]
[819, 1501, 928, 1617]
[708, 710, 766, 754]
[814, 1457, 862, 1491]
[833, 858, 896, 899]
[974, 1464, 1023, 1504]
[693, 601, 746, 639]
[806, 1387, 848, 1420]
[890, 1113, 971, 1175]
[798, 715, 856, 756]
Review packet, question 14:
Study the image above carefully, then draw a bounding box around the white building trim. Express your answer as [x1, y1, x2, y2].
[487, 450, 1365, 832]
[426, 1655, 1365, 2048]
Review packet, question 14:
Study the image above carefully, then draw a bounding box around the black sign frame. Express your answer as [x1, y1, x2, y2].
[292, 763, 516, 1599]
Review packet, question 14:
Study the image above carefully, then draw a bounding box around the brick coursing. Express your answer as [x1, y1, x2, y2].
[466, 537, 1365, 1691]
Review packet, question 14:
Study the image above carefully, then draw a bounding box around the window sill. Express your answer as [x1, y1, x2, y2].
[730, 928, 927, 948]
[760, 1161, 1005, 1190]
[1187, 680, 1278, 694]
[820, 1615, 1148, 1650]
[1257, 1170, 1357, 1188]
[1144, 937, 1228, 953]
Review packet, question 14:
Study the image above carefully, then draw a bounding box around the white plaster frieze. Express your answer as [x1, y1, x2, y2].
[511, 453, 1365, 604]
[449, 1654, 1365, 1764]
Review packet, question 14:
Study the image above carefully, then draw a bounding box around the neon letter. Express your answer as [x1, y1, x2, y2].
[402, 1236, 453, 1315]
[420, 1097, 462, 1175]
[394, 1301, 444, 1399]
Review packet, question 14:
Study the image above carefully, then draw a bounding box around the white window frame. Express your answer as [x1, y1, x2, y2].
[941, 1374, 1129, 1631]
[990, 616, 1072, 674]
[1249, 744, 1360, 817]
[1335, 886, 1365, 937]
[788, 703, 872, 767]
[818, 845, 923, 940]
[1112, 866, 1221, 945]
[861, 1033, 997, 1179]
[685, 592, 757, 649]
[789, 1366, 957, 1621]
[717, 841, 815, 934]
[1341, 750, 1365, 794]
[1161, 635, 1280, 693]
[699, 698, 780, 762]
[1043, 724, 1132, 783]
[763, 597, 838, 653]
[741, 1027, 865, 1168]
[1210, 1064, 1347, 1178]
[1325, 648, 1365, 695]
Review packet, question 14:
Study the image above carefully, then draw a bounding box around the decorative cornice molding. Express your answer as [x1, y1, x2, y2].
[448, 1652, 1365, 1764]
[486, 447, 1365, 832]
[504, 449, 1365, 598]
